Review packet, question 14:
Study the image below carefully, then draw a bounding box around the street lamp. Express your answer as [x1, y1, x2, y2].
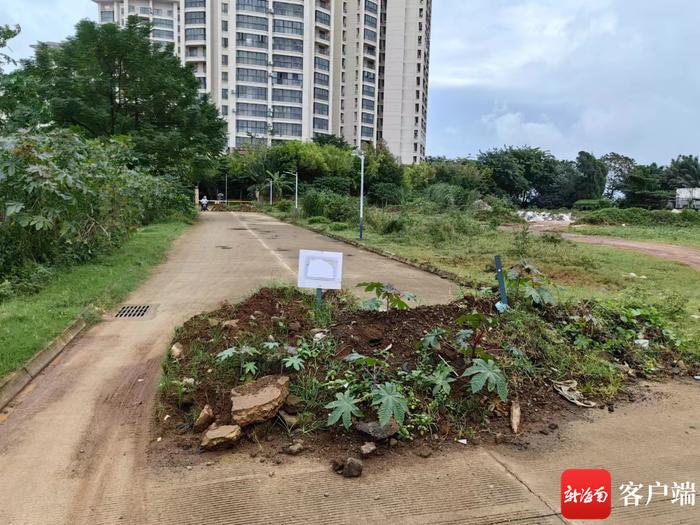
[352, 148, 366, 240]
[269, 179, 273, 206]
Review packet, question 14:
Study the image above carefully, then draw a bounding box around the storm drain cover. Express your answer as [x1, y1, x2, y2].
[115, 305, 152, 319]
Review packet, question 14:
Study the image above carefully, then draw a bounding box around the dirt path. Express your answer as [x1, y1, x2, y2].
[0, 212, 698, 524]
[562, 233, 700, 272]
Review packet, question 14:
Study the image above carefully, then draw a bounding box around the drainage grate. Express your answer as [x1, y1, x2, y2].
[115, 305, 152, 319]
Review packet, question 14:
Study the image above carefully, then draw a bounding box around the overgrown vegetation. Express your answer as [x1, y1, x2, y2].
[159, 284, 695, 445]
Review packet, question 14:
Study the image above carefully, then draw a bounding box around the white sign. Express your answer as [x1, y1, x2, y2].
[298, 250, 343, 290]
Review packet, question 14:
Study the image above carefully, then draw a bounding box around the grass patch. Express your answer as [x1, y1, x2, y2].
[572, 224, 700, 249]
[0, 220, 189, 379]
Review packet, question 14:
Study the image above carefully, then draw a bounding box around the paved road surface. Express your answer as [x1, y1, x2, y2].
[0, 213, 698, 524]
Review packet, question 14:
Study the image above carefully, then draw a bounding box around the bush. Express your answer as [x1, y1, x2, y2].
[579, 207, 700, 226]
[365, 209, 407, 235]
[275, 199, 294, 213]
[0, 130, 191, 288]
[301, 189, 357, 223]
[307, 216, 332, 225]
[313, 177, 354, 195]
[369, 183, 404, 206]
[424, 183, 475, 208]
[573, 198, 612, 211]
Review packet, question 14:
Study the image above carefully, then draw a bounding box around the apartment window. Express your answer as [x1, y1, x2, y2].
[314, 102, 329, 116]
[222, 37, 229, 48]
[273, 122, 302, 137]
[313, 117, 329, 130]
[185, 28, 206, 41]
[222, 3, 229, 13]
[238, 50, 268, 66]
[364, 14, 377, 28]
[361, 112, 374, 124]
[152, 18, 174, 28]
[237, 0, 267, 13]
[100, 11, 115, 23]
[237, 85, 268, 100]
[273, 71, 303, 86]
[365, 0, 378, 14]
[364, 29, 377, 42]
[363, 71, 376, 84]
[273, 37, 303, 52]
[197, 77, 207, 89]
[222, 20, 229, 31]
[314, 57, 330, 71]
[237, 102, 268, 117]
[273, 105, 302, 120]
[362, 98, 374, 111]
[237, 120, 268, 134]
[221, 105, 229, 116]
[274, 20, 304, 36]
[140, 7, 151, 14]
[361, 126, 374, 138]
[184, 11, 205, 24]
[222, 88, 229, 100]
[314, 87, 329, 101]
[237, 68, 268, 83]
[186, 46, 200, 57]
[273, 1, 304, 18]
[185, 0, 205, 7]
[315, 10, 331, 26]
[237, 32, 268, 48]
[222, 71, 229, 81]
[314, 72, 329, 86]
[237, 14, 268, 31]
[222, 55, 229, 65]
[362, 85, 375, 97]
[273, 54, 303, 69]
[152, 29, 174, 39]
[272, 88, 303, 103]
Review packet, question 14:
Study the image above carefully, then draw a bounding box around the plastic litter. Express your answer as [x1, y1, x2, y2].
[553, 380, 597, 408]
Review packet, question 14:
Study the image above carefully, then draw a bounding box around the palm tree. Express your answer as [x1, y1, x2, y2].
[249, 171, 294, 203]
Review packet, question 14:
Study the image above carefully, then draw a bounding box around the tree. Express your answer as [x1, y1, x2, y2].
[621, 163, 669, 208]
[665, 155, 700, 189]
[478, 148, 528, 203]
[3, 19, 226, 183]
[601, 152, 636, 199]
[0, 24, 20, 72]
[575, 151, 608, 200]
[313, 133, 350, 150]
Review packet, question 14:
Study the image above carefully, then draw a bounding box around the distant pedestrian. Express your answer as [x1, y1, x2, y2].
[217, 192, 224, 202]
[200, 195, 209, 211]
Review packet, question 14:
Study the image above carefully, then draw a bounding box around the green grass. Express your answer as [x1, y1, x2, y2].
[273, 211, 700, 348]
[571, 224, 700, 249]
[0, 220, 190, 379]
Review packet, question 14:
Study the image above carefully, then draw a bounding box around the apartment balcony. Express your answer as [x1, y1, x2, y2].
[315, 29, 330, 43]
[315, 43, 330, 56]
[316, 0, 331, 12]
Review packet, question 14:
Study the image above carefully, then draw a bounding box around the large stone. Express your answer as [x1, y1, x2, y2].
[170, 342, 185, 360]
[354, 420, 399, 441]
[201, 425, 241, 451]
[231, 375, 290, 427]
[193, 404, 215, 433]
[342, 458, 363, 478]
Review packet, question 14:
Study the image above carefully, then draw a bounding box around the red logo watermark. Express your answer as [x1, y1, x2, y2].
[561, 469, 612, 520]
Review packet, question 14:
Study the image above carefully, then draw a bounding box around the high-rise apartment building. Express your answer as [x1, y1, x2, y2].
[93, 0, 430, 164]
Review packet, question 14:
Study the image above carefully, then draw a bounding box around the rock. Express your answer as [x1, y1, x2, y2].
[222, 319, 239, 329]
[313, 332, 327, 343]
[283, 442, 305, 456]
[182, 377, 195, 387]
[279, 410, 298, 427]
[170, 342, 185, 360]
[208, 318, 220, 327]
[342, 458, 363, 478]
[201, 425, 242, 451]
[360, 442, 377, 458]
[288, 321, 302, 332]
[354, 420, 399, 441]
[389, 438, 398, 447]
[230, 375, 290, 427]
[634, 339, 650, 349]
[193, 404, 215, 433]
[331, 459, 345, 474]
[472, 199, 493, 212]
[416, 447, 432, 458]
[283, 394, 304, 415]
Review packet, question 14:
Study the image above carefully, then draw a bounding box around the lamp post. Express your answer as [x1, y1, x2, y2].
[269, 179, 273, 205]
[353, 148, 365, 240]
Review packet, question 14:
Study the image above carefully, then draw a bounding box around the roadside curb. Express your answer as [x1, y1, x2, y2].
[270, 214, 480, 288]
[0, 317, 87, 411]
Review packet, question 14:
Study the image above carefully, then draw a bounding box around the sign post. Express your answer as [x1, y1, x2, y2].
[298, 250, 344, 309]
[495, 255, 509, 311]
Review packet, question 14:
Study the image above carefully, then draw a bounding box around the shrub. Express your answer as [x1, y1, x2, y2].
[275, 199, 293, 213]
[573, 198, 613, 211]
[0, 130, 191, 288]
[424, 183, 474, 208]
[369, 183, 404, 206]
[301, 189, 357, 223]
[307, 216, 331, 225]
[313, 177, 354, 195]
[365, 209, 407, 235]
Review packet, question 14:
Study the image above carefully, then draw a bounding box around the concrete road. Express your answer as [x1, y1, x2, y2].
[0, 212, 698, 524]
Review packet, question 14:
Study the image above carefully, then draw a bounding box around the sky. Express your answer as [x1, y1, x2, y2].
[1, 0, 699, 164]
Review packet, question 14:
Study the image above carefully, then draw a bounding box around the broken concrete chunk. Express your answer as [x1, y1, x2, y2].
[193, 404, 215, 433]
[231, 375, 290, 427]
[201, 425, 241, 451]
